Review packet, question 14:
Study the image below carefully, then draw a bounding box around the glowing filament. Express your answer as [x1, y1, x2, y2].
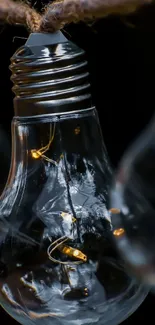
[84, 288, 88, 296]
[74, 126, 80, 135]
[113, 228, 125, 237]
[59, 245, 87, 262]
[61, 212, 76, 223]
[47, 236, 87, 265]
[31, 150, 42, 159]
[31, 123, 57, 164]
[109, 208, 120, 214]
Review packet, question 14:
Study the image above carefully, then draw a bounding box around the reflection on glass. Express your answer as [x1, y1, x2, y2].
[110, 116, 155, 287]
[0, 108, 147, 325]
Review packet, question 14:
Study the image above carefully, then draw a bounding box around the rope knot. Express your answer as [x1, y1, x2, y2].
[25, 9, 41, 32]
[0, 0, 154, 33]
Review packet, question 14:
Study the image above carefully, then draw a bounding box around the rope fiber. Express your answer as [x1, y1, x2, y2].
[0, 0, 152, 32]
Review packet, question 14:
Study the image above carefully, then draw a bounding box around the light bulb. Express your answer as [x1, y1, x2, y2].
[110, 114, 155, 287]
[0, 31, 147, 325]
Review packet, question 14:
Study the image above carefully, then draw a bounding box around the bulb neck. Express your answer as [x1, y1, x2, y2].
[10, 32, 92, 117]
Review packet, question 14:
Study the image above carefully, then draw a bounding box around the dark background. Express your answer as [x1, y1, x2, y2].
[0, 0, 155, 323]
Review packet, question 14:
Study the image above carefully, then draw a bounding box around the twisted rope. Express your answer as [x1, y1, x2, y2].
[0, 0, 152, 33]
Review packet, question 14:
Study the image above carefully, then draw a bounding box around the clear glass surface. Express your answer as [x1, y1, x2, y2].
[110, 115, 155, 287]
[0, 108, 147, 325]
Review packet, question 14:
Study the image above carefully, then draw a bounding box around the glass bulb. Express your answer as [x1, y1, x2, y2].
[0, 126, 10, 194]
[0, 32, 147, 325]
[110, 114, 155, 287]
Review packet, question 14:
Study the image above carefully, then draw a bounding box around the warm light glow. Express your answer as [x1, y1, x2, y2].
[74, 126, 80, 135]
[59, 244, 87, 262]
[31, 123, 56, 164]
[109, 208, 121, 214]
[61, 212, 76, 223]
[73, 250, 80, 257]
[31, 150, 41, 159]
[113, 228, 125, 237]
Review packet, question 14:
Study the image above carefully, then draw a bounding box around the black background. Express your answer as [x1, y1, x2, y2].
[0, 0, 155, 323]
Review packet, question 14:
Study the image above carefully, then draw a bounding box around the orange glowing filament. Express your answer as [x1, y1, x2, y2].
[113, 228, 125, 237]
[74, 126, 80, 135]
[47, 236, 87, 265]
[58, 244, 87, 262]
[109, 208, 120, 214]
[31, 123, 57, 165]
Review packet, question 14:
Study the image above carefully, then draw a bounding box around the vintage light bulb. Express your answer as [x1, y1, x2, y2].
[0, 32, 147, 325]
[110, 115, 155, 287]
